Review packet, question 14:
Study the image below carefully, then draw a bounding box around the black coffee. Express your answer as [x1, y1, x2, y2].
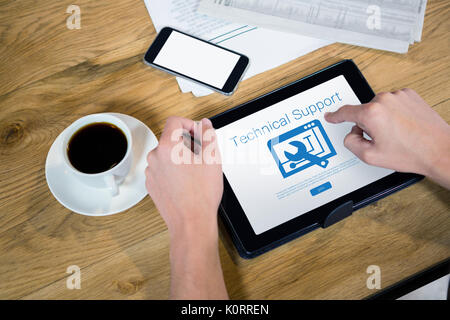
[67, 122, 128, 174]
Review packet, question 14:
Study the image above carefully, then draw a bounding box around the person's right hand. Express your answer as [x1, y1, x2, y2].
[324, 89, 450, 189]
[145, 116, 223, 239]
[145, 116, 228, 300]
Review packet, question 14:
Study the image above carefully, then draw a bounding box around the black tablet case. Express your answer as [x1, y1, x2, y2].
[214, 60, 423, 259]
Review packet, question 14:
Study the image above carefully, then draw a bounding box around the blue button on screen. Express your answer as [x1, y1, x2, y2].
[310, 182, 332, 196]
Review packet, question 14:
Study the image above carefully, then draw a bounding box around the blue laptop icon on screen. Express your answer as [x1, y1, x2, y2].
[267, 120, 337, 178]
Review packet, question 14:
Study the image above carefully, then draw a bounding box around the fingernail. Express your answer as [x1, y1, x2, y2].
[324, 112, 335, 123]
[202, 118, 213, 127]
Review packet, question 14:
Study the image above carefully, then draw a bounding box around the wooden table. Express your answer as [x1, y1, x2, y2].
[0, 0, 449, 300]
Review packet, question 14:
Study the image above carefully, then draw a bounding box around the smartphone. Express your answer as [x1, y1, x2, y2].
[144, 27, 249, 96]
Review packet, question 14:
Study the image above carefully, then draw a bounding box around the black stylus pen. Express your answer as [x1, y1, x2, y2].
[182, 131, 201, 155]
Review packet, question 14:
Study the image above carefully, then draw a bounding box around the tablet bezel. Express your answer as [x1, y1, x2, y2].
[210, 60, 423, 258]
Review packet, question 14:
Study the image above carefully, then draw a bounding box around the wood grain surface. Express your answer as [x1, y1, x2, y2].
[0, 0, 449, 299]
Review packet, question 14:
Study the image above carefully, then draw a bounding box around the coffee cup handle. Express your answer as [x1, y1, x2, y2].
[104, 175, 119, 196]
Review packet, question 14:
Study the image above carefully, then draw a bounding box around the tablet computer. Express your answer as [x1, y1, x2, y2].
[210, 60, 423, 259]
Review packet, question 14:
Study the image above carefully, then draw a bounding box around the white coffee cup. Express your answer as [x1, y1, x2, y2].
[61, 113, 133, 196]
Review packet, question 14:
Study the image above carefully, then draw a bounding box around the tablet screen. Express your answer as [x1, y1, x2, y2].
[215, 75, 394, 235]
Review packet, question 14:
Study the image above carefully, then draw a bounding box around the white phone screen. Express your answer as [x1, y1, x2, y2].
[153, 31, 241, 89]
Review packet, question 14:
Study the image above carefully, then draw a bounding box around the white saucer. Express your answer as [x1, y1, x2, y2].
[45, 113, 158, 216]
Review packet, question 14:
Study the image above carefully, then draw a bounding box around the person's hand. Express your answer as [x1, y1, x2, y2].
[145, 116, 223, 239]
[145, 116, 227, 299]
[325, 89, 450, 189]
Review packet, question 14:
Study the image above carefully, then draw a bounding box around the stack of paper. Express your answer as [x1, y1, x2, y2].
[143, 0, 331, 97]
[198, 0, 427, 54]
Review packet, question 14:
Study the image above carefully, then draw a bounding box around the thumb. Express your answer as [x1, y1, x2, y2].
[200, 118, 221, 164]
[343, 125, 374, 164]
[199, 118, 215, 145]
